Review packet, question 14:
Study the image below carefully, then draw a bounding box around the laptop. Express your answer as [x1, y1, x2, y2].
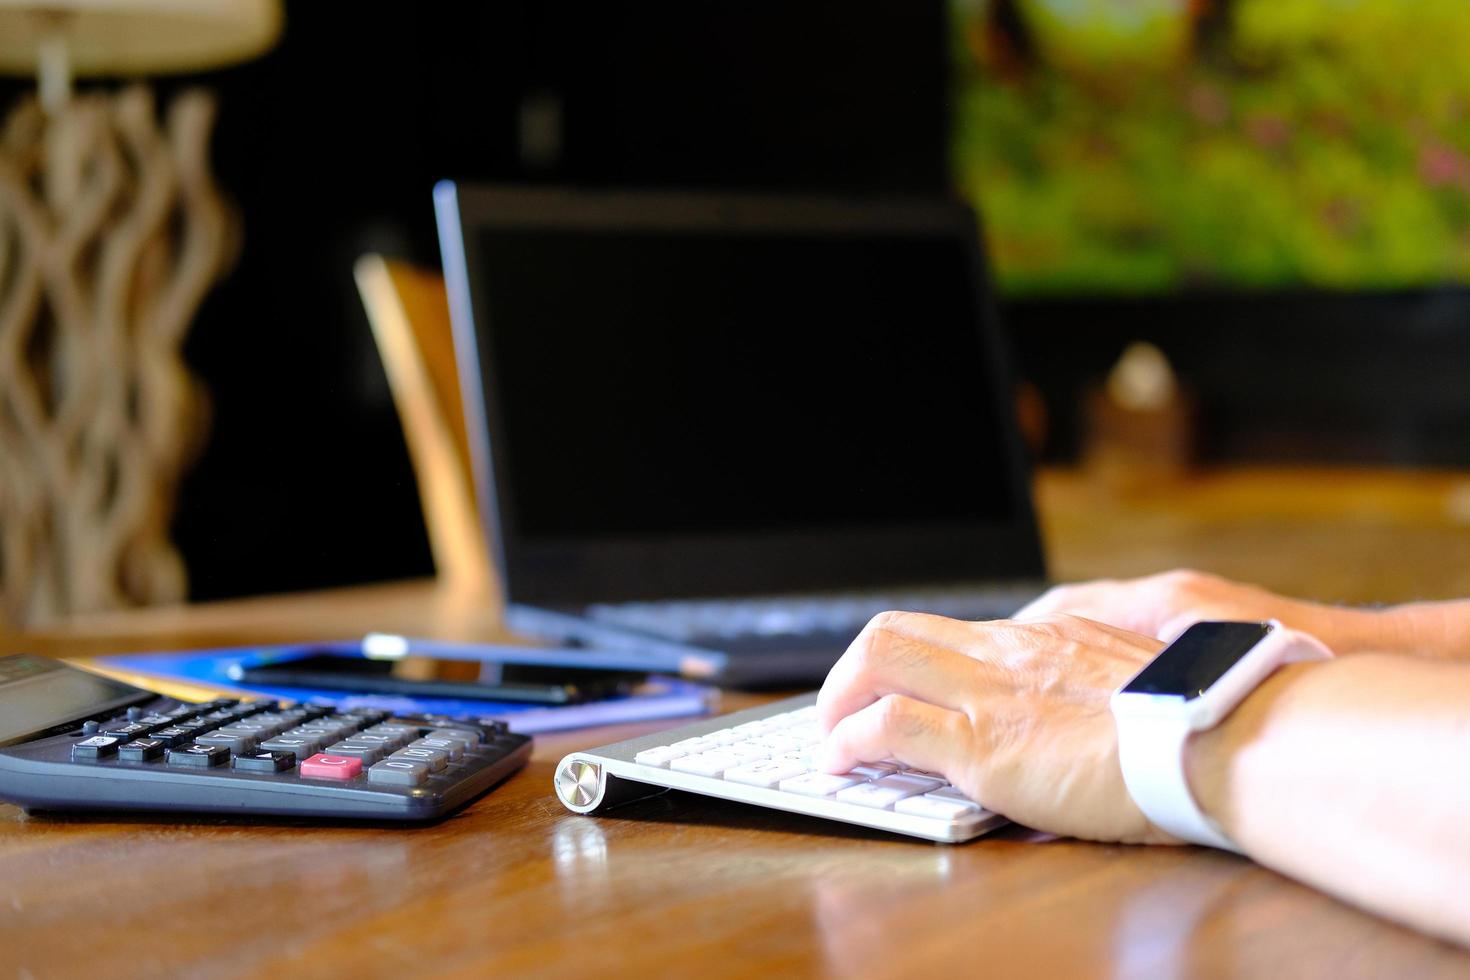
[433, 184, 1046, 686]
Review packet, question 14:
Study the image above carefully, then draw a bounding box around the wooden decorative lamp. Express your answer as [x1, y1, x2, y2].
[0, 0, 281, 625]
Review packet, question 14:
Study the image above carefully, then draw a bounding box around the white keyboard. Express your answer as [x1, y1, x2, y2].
[553, 692, 1007, 843]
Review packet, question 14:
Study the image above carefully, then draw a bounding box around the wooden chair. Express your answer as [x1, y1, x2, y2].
[353, 254, 497, 606]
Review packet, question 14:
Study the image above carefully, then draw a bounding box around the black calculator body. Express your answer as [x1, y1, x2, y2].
[0, 654, 532, 821]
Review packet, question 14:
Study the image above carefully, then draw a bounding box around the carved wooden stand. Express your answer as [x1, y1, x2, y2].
[0, 85, 234, 625]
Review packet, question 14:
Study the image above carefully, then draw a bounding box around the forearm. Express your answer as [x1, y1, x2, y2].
[1289, 598, 1470, 661]
[1187, 655, 1470, 944]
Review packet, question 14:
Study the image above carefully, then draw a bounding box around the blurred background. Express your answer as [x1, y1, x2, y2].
[2, 0, 1468, 616]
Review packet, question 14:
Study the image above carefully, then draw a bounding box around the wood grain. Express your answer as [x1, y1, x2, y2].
[3, 467, 1469, 977]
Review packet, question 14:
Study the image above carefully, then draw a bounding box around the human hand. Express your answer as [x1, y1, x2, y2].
[1014, 569, 1350, 645]
[815, 611, 1171, 843]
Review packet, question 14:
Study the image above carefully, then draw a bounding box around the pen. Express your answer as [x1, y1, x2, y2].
[360, 632, 723, 679]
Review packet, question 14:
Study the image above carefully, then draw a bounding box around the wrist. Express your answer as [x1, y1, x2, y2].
[1182, 659, 1323, 850]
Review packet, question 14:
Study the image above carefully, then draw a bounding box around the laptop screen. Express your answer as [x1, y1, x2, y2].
[441, 188, 1043, 603]
[476, 229, 1015, 539]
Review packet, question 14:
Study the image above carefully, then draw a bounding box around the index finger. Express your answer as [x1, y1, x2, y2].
[816, 613, 996, 734]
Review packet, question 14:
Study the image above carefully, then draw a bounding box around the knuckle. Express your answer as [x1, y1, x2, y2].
[874, 694, 921, 734]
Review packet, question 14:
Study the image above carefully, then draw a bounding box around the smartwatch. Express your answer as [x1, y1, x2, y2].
[1110, 620, 1334, 852]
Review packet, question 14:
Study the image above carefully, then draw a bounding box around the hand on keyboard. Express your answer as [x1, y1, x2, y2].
[814, 611, 1169, 844]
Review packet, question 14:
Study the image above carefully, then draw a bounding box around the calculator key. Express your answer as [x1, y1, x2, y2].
[164, 705, 198, 719]
[633, 746, 686, 768]
[135, 714, 175, 728]
[669, 751, 741, 777]
[100, 721, 158, 742]
[778, 771, 865, 797]
[342, 709, 391, 726]
[199, 710, 237, 725]
[80, 720, 102, 735]
[168, 744, 230, 767]
[175, 719, 215, 735]
[894, 796, 982, 820]
[149, 726, 195, 747]
[364, 725, 420, 743]
[368, 758, 429, 786]
[325, 740, 385, 764]
[71, 736, 121, 760]
[118, 738, 166, 762]
[389, 746, 448, 772]
[338, 734, 396, 752]
[409, 737, 463, 761]
[723, 759, 808, 788]
[232, 751, 295, 773]
[261, 735, 320, 757]
[427, 729, 481, 749]
[300, 754, 363, 780]
[193, 731, 258, 754]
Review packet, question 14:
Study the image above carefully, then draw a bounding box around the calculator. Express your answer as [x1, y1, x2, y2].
[0, 654, 531, 820]
[554, 692, 1007, 843]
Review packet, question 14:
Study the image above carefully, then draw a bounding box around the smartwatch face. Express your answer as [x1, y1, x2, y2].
[1121, 621, 1272, 700]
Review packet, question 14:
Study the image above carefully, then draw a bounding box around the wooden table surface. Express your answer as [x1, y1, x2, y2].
[4, 467, 1470, 978]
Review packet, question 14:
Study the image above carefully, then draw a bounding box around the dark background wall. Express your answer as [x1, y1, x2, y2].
[3, 1, 1465, 600]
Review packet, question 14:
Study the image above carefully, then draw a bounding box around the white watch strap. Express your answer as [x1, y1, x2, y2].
[1115, 709, 1240, 853]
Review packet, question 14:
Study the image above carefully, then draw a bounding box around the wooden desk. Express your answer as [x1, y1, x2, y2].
[4, 468, 1470, 977]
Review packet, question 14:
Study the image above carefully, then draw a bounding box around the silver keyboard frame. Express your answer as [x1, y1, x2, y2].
[553, 692, 1008, 844]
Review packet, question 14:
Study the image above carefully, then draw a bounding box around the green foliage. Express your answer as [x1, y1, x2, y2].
[953, 0, 1470, 293]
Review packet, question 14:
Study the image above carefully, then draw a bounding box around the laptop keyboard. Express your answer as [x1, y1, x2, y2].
[554, 693, 1007, 843]
[584, 583, 1040, 645]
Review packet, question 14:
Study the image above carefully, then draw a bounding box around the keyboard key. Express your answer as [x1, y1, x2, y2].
[669, 751, 741, 777]
[168, 744, 230, 768]
[670, 736, 710, 751]
[633, 746, 686, 768]
[193, 731, 258, 754]
[849, 763, 899, 780]
[925, 785, 978, 805]
[877, 773, 947, 795]
[71, 736, 121, 760]
[701, 729, 742, 746]
[723, 759, 808, 788]
[368, 758, 429, 787]
[325, 740, 385, 764]
[232, 750, 296, 773]
[118, 738, 166, 762]
[895, 796, 983, 821]
[300, 754, 363, 780]
[410, 737, 463, 761]
[835, 776, 932, 809]
[752, 734, 805, 753]
[778, 771, 863, 797]
[389, 746, 448, 771]
[723, 743, 771, 762]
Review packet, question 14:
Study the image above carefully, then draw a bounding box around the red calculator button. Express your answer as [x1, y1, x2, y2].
[300, 754, 362, 780]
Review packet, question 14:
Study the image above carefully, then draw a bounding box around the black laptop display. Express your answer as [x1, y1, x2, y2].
[435, 186, 1045, 684]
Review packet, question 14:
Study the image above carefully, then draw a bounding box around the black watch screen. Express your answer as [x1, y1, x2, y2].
[1121, 621, 1273, 700]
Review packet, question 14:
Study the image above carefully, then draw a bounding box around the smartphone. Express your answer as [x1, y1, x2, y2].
[230, 645, 643, 705]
